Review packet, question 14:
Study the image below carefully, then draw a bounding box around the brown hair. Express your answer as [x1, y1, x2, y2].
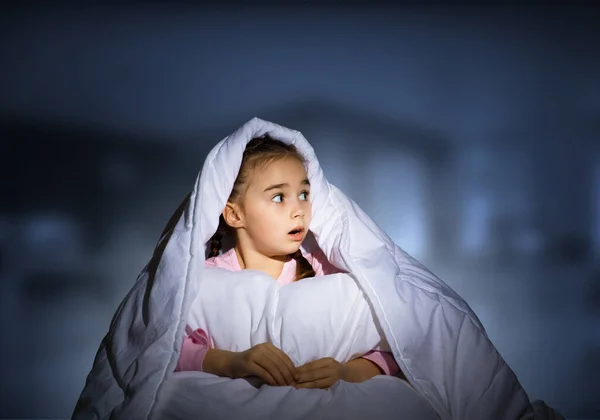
[208, 135, 316, 281]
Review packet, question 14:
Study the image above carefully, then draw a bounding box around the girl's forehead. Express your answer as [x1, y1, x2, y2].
[249, 158, 308, 187]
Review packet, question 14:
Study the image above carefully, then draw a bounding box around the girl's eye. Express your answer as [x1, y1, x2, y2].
[272, 194, 284, 203]
[300, 191, 310, 201]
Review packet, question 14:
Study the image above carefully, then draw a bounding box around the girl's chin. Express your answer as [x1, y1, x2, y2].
[263, 250, 299, 260]
[273, 245, 303, 257]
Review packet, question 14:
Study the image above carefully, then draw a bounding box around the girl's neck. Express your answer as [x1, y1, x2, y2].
[234, 246, 288, 280]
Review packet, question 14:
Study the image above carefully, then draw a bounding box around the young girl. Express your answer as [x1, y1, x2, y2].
[175, 136, 401, 389]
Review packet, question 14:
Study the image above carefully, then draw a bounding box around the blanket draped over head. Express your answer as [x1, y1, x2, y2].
[73, 118, 562, 420]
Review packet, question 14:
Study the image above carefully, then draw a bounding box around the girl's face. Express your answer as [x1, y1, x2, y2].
[236, 157, 312, 258]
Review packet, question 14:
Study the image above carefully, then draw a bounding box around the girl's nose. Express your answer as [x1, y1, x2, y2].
[292, 208, 305, 219]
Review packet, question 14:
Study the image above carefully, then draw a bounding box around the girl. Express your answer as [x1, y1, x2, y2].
[175, 136, 401, 389]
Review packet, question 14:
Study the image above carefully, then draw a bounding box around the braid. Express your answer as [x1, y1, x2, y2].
[292, 249, 316, 281]
[208, 232, 223, 258]
[208, 215, 229, 258]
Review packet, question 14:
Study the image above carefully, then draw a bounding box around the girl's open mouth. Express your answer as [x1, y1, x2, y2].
[288, 227, 305, 241]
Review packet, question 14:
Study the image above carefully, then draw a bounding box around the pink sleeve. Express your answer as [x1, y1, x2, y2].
[360, 350, 400, 376]
[174, 327, 211, 372]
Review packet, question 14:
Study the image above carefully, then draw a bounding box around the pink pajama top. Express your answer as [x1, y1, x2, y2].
[175, 247, 400, 376]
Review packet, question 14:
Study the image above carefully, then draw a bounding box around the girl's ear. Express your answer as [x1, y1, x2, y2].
[222, 202, 244, 229]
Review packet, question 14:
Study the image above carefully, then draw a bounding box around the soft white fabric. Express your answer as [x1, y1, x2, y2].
[188, 267, 391, 366]
[72, 117, 564, 420]
[153, 372, 439, 420]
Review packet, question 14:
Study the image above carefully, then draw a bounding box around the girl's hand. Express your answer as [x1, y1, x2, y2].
[294, 357, 350, 390]
[229, 342, 299, 387]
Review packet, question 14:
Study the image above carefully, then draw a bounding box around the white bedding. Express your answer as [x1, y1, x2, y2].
[72, 117, 564, 420]
[188, 267, 390, 366]
[153, 372, 439, 420]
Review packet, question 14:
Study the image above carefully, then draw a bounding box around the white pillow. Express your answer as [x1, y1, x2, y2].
[187, 266, 390, 366]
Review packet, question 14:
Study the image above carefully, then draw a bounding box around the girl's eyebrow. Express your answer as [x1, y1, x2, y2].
[263, 179, 310, 192]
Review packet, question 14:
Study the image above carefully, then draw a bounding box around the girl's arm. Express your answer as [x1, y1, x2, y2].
[344, 352, 406, 382]
[176, 329, 298, 386]
[361, 351, 402, 377]
[176, 327, 239, 377]
[202, 348, 235, 377]
[343, 358, 383, 383]
[175, 328, 211, 372]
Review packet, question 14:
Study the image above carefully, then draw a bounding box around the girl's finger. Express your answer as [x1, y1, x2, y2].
[256, 355, 289, 386]
[248, 362, 278, 387]
[297, 367, 331, 384]
[297, 361, 318, 374]
[298, 357, 332, 372]
[267, 346, 299, 384]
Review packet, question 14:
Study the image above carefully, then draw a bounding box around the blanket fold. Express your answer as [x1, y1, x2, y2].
[73, 117, 562, 420]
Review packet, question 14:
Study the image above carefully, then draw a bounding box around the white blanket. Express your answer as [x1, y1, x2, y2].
[188, 267, 391, 365]
[72, 118, 564, 420]
[153, 372, 439, 420]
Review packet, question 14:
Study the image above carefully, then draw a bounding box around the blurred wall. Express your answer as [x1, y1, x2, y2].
[1, 3, 599, 419]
